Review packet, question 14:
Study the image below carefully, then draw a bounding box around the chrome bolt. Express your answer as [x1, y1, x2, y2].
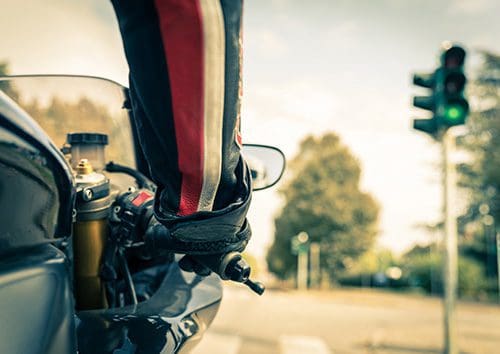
[83, 188, 93, 201]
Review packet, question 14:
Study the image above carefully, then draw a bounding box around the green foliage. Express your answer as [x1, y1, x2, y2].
[0, 62, 19, 101]
[0, 62, 8, 77]
[344, 248, 397, 275]
[402, 251, 442, 294]
[457, 51, 500, 282]
[402, 246, 488, 299]
[267, 133, 380, 280]
[337, 249, 404, 289]
[459, 51, 500, 219]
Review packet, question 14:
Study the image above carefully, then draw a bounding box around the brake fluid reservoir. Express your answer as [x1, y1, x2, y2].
[67, 133, 108, 172]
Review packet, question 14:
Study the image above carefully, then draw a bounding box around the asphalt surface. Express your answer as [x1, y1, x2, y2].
[192, 286, 500, 354]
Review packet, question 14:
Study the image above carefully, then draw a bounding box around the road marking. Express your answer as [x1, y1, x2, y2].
[279, 335, 331, 354]
[192, 332, 241, 354]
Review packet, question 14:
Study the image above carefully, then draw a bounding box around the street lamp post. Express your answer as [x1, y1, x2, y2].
[310, 242, 321, 289]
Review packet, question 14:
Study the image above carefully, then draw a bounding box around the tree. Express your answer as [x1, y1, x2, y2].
[457, 51, 500, 282]
[266, 133, 380, 281]
[0, 62, 19, 101]
[401, 244, 488, 299]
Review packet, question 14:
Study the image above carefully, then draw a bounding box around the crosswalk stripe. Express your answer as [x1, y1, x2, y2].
[192, 332, 242, 354]
[279, 335, 331, 354]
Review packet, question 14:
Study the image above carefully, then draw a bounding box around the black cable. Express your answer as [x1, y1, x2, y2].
[118, 249, 138, 305]
[105, 161, 156, 191]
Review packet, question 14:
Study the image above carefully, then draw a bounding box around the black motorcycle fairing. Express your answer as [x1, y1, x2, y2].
[0, 138, 60, 255]
[0, 244, 76, 354]
[0, 89, 74, 238]
[76, 260, 222, 354]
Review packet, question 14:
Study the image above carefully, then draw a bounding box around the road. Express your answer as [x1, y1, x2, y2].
[192, 286, 500, 354]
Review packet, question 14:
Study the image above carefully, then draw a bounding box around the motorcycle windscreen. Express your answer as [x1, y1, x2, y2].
[0, 75, 136, 169]
[0, 75, 138, 242]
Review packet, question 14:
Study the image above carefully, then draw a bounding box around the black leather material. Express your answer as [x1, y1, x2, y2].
[112, 0, 245, 213]
[146, 157, 252, 256]
[145, 219, 251, 256]
[112, 0, 251, 257]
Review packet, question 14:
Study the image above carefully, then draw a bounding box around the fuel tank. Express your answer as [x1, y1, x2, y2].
[76, 260, 223, 354]
[0, 244, 77, 353]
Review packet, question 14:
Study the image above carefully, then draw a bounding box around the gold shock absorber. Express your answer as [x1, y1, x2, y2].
[73, 159, 111, 310]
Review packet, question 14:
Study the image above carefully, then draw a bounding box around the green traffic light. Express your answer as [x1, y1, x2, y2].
[444, 104, 466, 124]
[412, 44, 469, 135]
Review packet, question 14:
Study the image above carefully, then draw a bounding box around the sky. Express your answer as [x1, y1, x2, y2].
[1, 0, 499, 259]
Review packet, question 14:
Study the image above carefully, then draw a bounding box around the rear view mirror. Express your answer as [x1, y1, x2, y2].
[242, 144, 286, 191]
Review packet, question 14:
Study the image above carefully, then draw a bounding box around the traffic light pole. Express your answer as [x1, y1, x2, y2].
[411, 43, 467, 354]
[441, 129, 459, 354]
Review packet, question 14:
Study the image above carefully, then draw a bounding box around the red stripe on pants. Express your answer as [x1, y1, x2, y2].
[154, 0, 205, 215]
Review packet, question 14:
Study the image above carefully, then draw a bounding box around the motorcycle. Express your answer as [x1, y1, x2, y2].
[0, 75, 285, 353]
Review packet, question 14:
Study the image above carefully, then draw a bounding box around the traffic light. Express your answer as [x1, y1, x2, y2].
[438, 45, 469, 127]
[412, 44, 469, 136]
[412, 71, 438, 134]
